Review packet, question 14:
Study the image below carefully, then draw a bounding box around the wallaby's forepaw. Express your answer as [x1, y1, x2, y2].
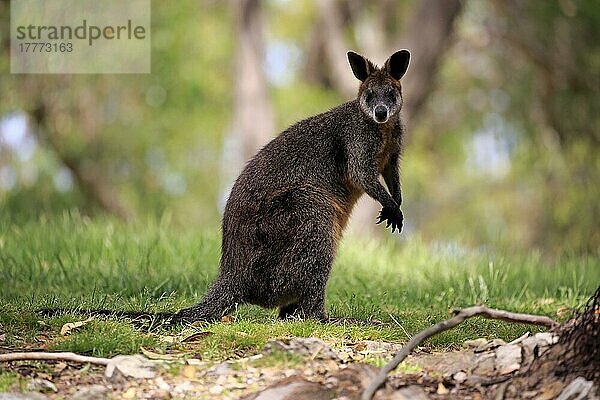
[376, 207, 403, 233]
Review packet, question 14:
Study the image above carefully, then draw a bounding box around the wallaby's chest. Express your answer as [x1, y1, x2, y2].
[376, 125, 401, 173]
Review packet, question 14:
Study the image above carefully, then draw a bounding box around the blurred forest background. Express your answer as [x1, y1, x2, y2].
[0, 0, 598, 255]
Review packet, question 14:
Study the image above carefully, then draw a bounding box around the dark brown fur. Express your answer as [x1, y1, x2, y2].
[175, 50, 411, 322]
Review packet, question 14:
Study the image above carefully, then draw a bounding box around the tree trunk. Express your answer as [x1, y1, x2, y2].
[228, 0, 276, 169]
[30, 98, 133, 221]
[397, 0, 463, 125]
[314, 0, 358, 99]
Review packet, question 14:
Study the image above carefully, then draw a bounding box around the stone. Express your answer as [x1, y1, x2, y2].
[360, 340, 403, 353]
[472, 352, 496, 376]
[0, 394, 48, 400]
[104, 355, 157, 379]
[154, 377, 171, 391]
[495, 344, 522, 375]
[243, 377, 334, 400]
[209, 361, 233, 376]
[208, 385, 224, 395]
[453, 371, 467, 383]
[436, 382, 449, 394]
[71, 385, 108, 400]
[26, 379, 57, 393]
[335, 364, 379, 397]
[534, 332, 558, 346]
[556, 377, 596, 400]
[390, 386, 430, 400]
[463, 338, 488, 349]
[475, 338, 507, 353]
[264, 338, 341, 361]
[521, 336, 541, 368]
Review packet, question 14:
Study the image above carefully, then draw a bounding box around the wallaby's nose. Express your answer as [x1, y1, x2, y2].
[374, 105, 388, 123]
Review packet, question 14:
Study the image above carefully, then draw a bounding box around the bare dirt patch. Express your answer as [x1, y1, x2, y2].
[1, 331, 596, 399]
[1, 289, 598, 399]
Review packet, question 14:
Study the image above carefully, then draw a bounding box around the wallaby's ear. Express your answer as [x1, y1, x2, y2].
[347, 51, 374, 82]
[385, 50, 410, 80]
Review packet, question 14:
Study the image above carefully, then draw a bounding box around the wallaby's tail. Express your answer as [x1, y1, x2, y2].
[38, 278, 240, 327]
[173, 277, 240, 323]
[38, 308, 179, 329]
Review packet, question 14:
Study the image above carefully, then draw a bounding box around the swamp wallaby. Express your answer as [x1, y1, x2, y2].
[175, 50, 411, 323]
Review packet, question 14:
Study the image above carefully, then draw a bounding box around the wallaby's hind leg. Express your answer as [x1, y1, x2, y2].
[296, 275, 328, 321]
[278, 303, 299, 319]
[281, 222, 334, 321]
[277, 282, 328, 321]
[259, 187, 338, 322]
[174, 277, 241, 323]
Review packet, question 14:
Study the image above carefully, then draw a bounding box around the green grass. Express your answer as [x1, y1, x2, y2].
[0, 372, 22, 392]
[0, 212, 598, 359]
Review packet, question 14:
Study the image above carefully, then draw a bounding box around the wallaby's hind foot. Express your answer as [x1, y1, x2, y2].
[278, 306, 328, 322]
[175, 278, 240, 324]
[278, 303, 299, 319]
[279, 278, 328, 321]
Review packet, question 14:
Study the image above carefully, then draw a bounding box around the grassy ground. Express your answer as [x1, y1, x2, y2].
[0, 212, 598, 360]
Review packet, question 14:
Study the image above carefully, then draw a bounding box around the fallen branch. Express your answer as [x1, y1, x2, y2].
[1, 352, 158, 379]
[0, 351, 110, 365]
[361, 306, 559, 400]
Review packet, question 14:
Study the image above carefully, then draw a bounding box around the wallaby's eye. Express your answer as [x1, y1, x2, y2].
[386, 88, 396, 99]
[365, 89, 374, 102]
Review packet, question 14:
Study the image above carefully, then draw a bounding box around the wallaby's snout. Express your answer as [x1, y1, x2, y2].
[362, 83, 400, 124]
[360, 82, 400, 125]
[374, 104, 388, 123]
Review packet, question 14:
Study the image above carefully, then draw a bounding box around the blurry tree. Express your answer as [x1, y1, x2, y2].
[30, 78, 134, 220]
[486, 0, 600, 251]
[490, 0, 599, 147]
[402, 0, 599, 253]
[1, 0, 598, 253]
[0, 1, 233, 225]
[228, 0, 275, 169]
[0, 1, 131, 219]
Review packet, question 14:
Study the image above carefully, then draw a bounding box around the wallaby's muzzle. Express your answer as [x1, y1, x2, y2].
[374, 104, 389, 123]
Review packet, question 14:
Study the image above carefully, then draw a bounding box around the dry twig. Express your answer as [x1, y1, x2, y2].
[361, 305, 558, 400]
[0, 351, 110, 365]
